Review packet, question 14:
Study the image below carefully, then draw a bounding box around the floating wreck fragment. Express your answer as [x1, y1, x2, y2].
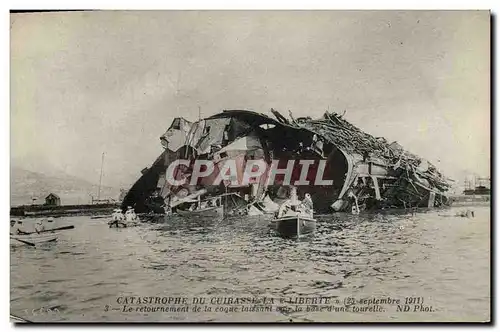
[122, 109, 452, 215]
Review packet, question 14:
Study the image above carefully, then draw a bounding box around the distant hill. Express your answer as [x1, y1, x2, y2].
[10, 167, 121, 207]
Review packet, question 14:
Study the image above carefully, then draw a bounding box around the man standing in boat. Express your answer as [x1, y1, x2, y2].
[277, 186, 300, 218]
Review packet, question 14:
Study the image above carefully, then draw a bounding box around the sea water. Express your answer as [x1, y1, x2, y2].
[10, 206, 490, 322]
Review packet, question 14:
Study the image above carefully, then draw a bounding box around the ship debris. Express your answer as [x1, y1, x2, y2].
[122, 109, 452, 215]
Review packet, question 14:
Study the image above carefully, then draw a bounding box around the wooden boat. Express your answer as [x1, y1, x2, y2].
[107, 220, 129, 228]
[9, 225, 74, 247]
[177, 206, 223, 218]
[271, 192, 316, 238]
[10, 314, 30, 323]
[108, 209, 131, 227]
[10, 232, 58, 247]
[271, 214, 316, 238]
[176, 196, 224, 218]
[107, 219, 140, 228]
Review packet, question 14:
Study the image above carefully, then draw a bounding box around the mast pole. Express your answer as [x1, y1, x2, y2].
[98, 152, 105, 201]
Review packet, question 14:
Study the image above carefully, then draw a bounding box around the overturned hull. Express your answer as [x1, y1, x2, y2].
[123, 109, 451, 214]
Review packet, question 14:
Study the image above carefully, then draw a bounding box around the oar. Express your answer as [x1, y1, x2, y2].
[91, 215, 111, 219]
[10, 314, 31, 323]
[10, 237, 35, 247]
[24, 225, 75, 235]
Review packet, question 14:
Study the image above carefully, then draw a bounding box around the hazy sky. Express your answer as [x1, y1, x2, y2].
[11, 10, 490, 189]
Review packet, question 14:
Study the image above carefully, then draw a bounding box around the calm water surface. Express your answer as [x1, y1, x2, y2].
[10, 206, 490, 322]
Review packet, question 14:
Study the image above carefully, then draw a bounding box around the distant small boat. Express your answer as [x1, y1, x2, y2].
[10, 232, 58, 247]
[176, 196, 224, 218]
[107, 219, 140, 228]
[91, 215, 111, 219]
[438, 209, 475, 218]
[107, 208, 137, 227]
[176, 205, 223, 218]
[9, 225, 74, 247]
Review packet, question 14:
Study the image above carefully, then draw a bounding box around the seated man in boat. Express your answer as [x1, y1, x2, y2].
[276, 201, 292, 218]
[277, 187, 309, 218]
[35, 220, 46, 233]
[109, 209, 126, 227]
[10, 219, 18, 235]
[12, 220, 29, 235]
[125, 206, 137, 221]
[111, 209, 124, 221]
[456, 209, 475, 218]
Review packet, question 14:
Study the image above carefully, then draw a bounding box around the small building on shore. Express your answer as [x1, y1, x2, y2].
[45, 193, 61, 206]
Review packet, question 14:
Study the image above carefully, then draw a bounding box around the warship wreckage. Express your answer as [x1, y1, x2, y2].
[122, 109, 452, 220]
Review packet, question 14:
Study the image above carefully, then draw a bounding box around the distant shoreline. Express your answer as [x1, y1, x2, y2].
[10, 203, 120, 217]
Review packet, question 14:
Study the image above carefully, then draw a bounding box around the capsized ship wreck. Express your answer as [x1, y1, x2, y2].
[122, 109, 452, 215]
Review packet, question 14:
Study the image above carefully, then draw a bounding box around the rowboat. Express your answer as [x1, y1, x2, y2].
[270, 190, 316, 238]
[10, 232, 58, 247]
[10, 314, 30, 323]
[175, 195, 224, 219]
[270, 215, 316, 238]
[176, 205, 223, 218]
[107, 220, 129, 228]
[9, 225, 74, 247]
[107, 219, 140, 228]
